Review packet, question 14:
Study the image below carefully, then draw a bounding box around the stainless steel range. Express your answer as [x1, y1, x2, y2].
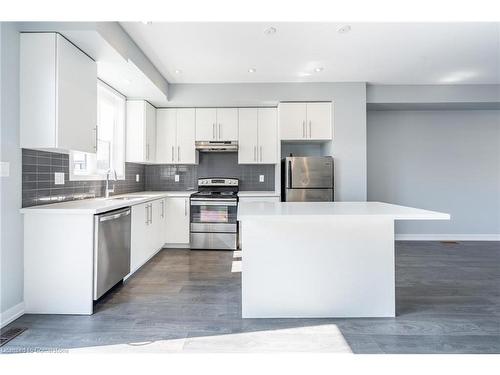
[190, 178, 239, 250]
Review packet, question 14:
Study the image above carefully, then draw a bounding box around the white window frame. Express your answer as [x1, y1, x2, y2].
[69, 80, 126, 181]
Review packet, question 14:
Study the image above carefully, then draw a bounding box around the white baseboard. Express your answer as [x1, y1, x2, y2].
[395, 234, 500, 241]
[0, 302, 25, 328]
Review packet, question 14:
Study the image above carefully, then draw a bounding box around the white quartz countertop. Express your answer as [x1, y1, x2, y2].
[238, 191, 280, 197]
[20, 191, 195, 215]
[238, 201, 450, 221]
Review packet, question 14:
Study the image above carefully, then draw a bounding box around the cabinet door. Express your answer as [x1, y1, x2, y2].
[130, 202, 150, 272]
[145, 102, 157, 162]
[306, 102, 332, 140]
[257, 108, 278, 164]
[279, 103, 307, 140]
[156, 109, 177, 164]
[217, 108, 238, 141]
[126, 101, 146, 163]
[165, 197, 190, 244]
[238, 108, 259, 164]
[56, 34, 97, 153]
[195, 108, 217, 141]
[151, 199, 166, 252]
[176, 109, 197, 164]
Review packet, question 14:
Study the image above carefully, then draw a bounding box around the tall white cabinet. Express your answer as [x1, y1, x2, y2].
[20, 33, 97, 153]
[238, 108, 278, 164]
[156, 108, 197, 164]
[279, 102, 333, 141]
[195, 108, 238, 141]
[126, 100, 157, 163]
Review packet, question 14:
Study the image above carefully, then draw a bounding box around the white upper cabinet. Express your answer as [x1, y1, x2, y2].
[279, 102, 333, 141]
[156, 109, 177, 164]
[20, 33, 97, 153]
[216, 108, 238, 141]
[157, 108, 197, 164]
[126, 100, 157, 163]
[195, 108, 238, 141]
[238, 108, 277, 164]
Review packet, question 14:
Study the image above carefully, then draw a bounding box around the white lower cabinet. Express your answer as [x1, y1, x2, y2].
[165, 197, 190, 245]
[130, 199, 166, 273]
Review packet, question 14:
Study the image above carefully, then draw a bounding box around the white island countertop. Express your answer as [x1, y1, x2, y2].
[238, 201, 450, 221]
[237, 191, 280, 197]
[20, 191, 195, 215]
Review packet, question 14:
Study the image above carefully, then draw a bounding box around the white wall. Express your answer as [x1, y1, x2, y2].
[367, 110, 500, 239]
[0, 22, 24, 324]
[167, 82, 367, 201]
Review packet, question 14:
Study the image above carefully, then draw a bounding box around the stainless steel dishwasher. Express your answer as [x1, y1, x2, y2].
[93, 207, 131, 300]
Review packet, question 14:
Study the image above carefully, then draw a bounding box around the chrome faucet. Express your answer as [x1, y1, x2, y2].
[105, 169, 118, 198]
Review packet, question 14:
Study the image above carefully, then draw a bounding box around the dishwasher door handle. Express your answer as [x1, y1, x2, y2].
[99, 209, 131, 222]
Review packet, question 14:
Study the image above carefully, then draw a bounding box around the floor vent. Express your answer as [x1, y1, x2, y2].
[440, 240, 459, 244]
[0, 328, 27, 347]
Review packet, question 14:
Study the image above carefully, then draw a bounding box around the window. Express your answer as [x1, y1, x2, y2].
[70, 81, 126, 180]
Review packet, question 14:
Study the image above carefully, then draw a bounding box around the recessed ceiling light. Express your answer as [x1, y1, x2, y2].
[248, 68, 256, 73]
[314, 67, 324, 73]
[174, 69, 182, 74]
[337, 24, 351, 34]
[264, 27, 277, 36]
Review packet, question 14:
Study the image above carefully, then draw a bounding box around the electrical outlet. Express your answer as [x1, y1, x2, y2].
[175, 174, 180, 182]
[0, 162, 9, 177]
[136, 174, 140, 182]
[259, 175, 265, 183]
[54, 172, 65, 185]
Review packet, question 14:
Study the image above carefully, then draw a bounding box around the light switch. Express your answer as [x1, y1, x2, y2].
[0, 162, 10, 177]
[136, 174, 140, 182]
[174, 174, 180, 182]
[259, 175, 265, 183]
[54, 172, 65, 185]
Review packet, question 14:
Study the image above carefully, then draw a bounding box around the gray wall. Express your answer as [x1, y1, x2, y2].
[0, 22, 23, 318]
[367, 110, 500, 237]
[166, 82, 368, 201]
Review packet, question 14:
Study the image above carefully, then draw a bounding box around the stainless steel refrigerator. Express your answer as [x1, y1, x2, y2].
[281, 156, 334, 202]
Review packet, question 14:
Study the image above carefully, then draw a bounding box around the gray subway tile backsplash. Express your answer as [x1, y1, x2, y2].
[22, 149, 146, 207]
[22, 149, 275, 207]
[145, 152, 275, 192]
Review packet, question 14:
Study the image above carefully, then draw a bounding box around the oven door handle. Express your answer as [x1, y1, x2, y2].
[190, 200, 238, 206]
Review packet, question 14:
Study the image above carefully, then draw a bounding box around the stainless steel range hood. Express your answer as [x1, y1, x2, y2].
[195, 141, 238, 152]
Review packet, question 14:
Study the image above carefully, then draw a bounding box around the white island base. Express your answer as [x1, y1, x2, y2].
[238, 202, 449, 318]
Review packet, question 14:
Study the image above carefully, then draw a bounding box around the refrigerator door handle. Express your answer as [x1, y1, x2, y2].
[288, 160, 293, 188]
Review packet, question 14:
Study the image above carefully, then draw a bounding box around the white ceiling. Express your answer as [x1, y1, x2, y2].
[120, 22, 500, 85]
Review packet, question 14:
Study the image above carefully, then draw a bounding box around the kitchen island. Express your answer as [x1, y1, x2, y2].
[237, 201, 449, 318]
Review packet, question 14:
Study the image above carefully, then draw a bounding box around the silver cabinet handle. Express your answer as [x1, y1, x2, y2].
[145, 205, 149, 225]
[171, 146, 174, 162]
[161, 200, 165, 218]
[184, 198, 187, 216]
[213, 123, 216, 140]
[146, 144, 149, 160]
[260, 146, 262, 162]
[219, 123, 222, 140]
[177, 146, 180, 162]
[302, 121, 305, 138]
[309, 121, 312, 138]
[253, 146, 256, 161]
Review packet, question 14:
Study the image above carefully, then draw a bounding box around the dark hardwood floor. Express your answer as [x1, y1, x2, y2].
[2, 241, 499, 353]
